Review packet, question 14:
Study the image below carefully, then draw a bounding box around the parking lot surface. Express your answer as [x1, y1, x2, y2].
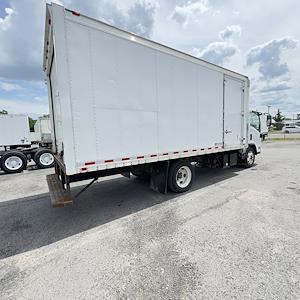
[0, 142, 299, 299]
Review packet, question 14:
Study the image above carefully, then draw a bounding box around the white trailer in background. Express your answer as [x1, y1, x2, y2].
[44, 3, 261, 207]
[34, 115, 52, 144]
[0, 114, 31, 147]
[0, 114, 54, 173]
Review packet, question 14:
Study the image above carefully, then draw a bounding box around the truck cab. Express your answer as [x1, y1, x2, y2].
[247, 111, 263, 159]
[250, 111, 271, 140]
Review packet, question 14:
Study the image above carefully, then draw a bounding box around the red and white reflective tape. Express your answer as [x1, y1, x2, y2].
[79, 146, 224, 172]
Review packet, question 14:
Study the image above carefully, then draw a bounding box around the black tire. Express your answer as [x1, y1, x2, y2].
[168, 160, 194, 193]
[34, 149, 55, 169]
[0, 151, 27, 174]
[243, 147, 255, 168]
[284, 130, 289, 134]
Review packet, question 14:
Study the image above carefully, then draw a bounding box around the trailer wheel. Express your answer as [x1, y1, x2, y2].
[34, 149, 55, 169]
[168, 160, 193, 193]
[244, 147, 255, 168]
[0, 151, 28, 174]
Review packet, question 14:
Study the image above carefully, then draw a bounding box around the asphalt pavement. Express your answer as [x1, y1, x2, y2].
[0, 141, 299, 299]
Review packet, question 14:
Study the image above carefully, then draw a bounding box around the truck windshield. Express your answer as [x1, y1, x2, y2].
[250, 112, 260, 132]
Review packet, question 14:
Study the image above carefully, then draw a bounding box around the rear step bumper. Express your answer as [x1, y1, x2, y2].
[47, 174, 73, 207]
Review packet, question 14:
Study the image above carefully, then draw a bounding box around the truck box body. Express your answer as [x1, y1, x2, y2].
[44, 3, 249, 176]
[0, 114, 31, 147]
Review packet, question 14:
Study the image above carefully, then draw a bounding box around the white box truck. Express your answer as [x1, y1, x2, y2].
[44, 3, 261, 207]
[0, 114, 54, 173]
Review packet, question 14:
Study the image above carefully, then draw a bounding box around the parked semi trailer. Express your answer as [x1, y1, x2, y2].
[44, 3, 261, 207]
[0, 114, 54, 173]
[34, 115, 52, 145]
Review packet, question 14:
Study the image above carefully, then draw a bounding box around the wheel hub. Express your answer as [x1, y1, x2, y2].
[5, 156, 23, 171]
[39, 153, 54, 166]
[247, 152, 254, 164]
[176, 166, 192, 188]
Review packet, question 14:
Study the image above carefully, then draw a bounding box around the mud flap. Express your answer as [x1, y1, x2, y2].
[150, 161, 170, 194]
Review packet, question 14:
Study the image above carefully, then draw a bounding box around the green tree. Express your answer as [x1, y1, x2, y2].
[273, 109, 285, 130]
[0, 109, 8, 114]
[28, 117, 37, 132]
[273, 109, 285, 122]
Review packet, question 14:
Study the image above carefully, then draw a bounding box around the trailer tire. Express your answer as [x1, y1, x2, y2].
[168, 160, 193, 193]
[243, 147, 255, 168]
[0, 151, 28, 174]
[34, 149, 55, 169]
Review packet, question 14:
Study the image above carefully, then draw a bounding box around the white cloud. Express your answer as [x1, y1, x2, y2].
[193, 41, 237, 65]
[0, 7, 14, 31]
[68, 0, 158, 37]
[219, 25, 241, 40]
[0, 98, 49, 117]
[246, 36, 298, 79]
[259, 80, 291, 93]
[0, 0, 158, 82]
[246, 36, 299, 114]
[191, 24, 240, 66]
[170, 0, 212, 26]
[0, 81, 22, 92]
[0, 0, 300, 116]
[0, 1, 47, 81]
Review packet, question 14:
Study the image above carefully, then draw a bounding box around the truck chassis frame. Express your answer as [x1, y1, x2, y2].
[47, 150, 244, 207]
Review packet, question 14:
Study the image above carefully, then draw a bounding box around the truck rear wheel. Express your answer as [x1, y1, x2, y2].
[168, 160, 193, 193]
[0, 151, 28, 174]
[34, 149, 55, 169]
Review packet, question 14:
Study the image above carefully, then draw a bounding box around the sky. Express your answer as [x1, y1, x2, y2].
[0, 0, 299, 118]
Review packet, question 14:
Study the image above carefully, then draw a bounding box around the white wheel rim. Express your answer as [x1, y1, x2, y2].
[247, 151, 255, 165]
[39, 153, 54, 166]
[176, 166, 192, 188]
[5, 156, 23, 171]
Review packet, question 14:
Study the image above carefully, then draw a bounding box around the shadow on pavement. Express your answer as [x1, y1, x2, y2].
[0, 167, 243, 259]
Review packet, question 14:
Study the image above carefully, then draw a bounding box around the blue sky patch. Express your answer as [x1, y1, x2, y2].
[0, 0, 11, 18]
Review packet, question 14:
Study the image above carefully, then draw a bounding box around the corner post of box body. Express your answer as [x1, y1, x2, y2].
[50, 3, 77, 175]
